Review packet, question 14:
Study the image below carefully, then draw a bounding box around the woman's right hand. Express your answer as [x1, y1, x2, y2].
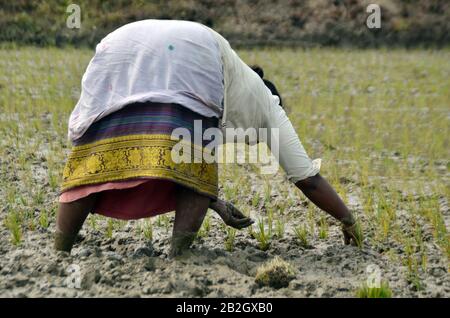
[210, 199, 254, 230]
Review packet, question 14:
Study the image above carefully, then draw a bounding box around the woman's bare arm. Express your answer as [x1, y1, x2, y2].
[296, 173, 362, 245]
[295, 173, 354, 224]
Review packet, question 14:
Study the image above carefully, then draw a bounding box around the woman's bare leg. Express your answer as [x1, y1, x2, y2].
[54, 194, 97, 252]
[170, 186, 210, 257]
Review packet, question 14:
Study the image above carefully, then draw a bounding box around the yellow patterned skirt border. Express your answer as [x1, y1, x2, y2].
[61, 134, 218, 198]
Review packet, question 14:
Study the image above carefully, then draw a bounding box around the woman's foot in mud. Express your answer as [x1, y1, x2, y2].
[169, 231, 197, 258]
[54, 229, 78, 253]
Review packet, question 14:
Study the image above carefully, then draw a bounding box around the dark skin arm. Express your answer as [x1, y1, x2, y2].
[212, 174, 361, 245]
[295, 173, 351, 222]
[296, 173, 362, 246]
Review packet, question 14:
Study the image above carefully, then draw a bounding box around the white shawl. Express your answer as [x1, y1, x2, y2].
[68, 20, 320, 183]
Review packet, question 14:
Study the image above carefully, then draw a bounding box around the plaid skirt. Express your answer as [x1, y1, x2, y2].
[60, 102, 218, 220]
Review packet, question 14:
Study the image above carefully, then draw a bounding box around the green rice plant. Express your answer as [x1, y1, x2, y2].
[155, 215, 162, 227]
[352, 221, 364, 248]
[6, 187, 16, 205]
[248, 222, 255, 238]
[27, 218, 36, 231]
[276, 201, 287, 215]
[294, 225, 309, 247]
[142, 219, 153, 241]
[48, 171, 59, 191]
[267, 207, 274, 237]
[223, 184, 238, 201]
[263, 182, 272, 205]
[39, 209, 49, 229]
[417, 194, 448, 255]
[275, 218, 285, 239]
[306, 204, 315, 234]
[420, 251, 428, 273]
[356, 281, 392, 298]
[105, 219, 114, 239]
[359, 162, 370, 188]
[318, 217, 329, 240]
[224, 227, 236, 252]
[254, 218, 271, 251]
[33, 188, 45, 205]
[197, 214, 211, 238]
[18, 194, 28, 207]
[335, 182, 348, 205]
[286, 196, 295, 208]
[403, 239, 423, 291]
[88, 214, 98, 230]
[251, 191, 260, 207]
[17, 152, 30, 170]
[255, 257, 296, 289]
[362, 192, 375, 220]
[4, 211, 22, 245]
[156, 215, 170, 232]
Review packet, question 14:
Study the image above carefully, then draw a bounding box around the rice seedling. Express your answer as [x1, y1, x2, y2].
[404, 240, 423, 291]
[18, 194, 28, 207]
[263, 181, 272, 205]
[224, 227, 236, 252]
[105, 219, 114, 239]
[254, 218, 271, 251]
[27, 218, 36, 231]
[248, 221, 255, 238]
[155, 214, 170, 232]
[335, 182, 348, 205]
[356, 281, 392, 298]
[275, 218, 285, 239]
[276, 201, 286, 215]
[219, 220, 227, 233]
[294, 224, 309, 247]
[33, 188, 45, 205]
[155, 215, 163, 227]
[48, 171, 59, 191]
[197, 214, 211, 238]
[255, 257, 296, 289]
[306, 204, 316, 233]
[6, 187, 17, 206]
[4, 211, 22, 245]
[267, 207, 274, 237]
[318, 217, 329, 240]
[142, 219, 153, 241]
[88, 214, 98, 230]
[39, 209, 49, 229]
[223, 183, 238, 201]
[251, 191, 260, 207]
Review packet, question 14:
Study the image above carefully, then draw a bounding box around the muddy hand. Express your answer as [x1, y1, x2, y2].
[210, 199, 254, 229]
[342, 221, 363, 247]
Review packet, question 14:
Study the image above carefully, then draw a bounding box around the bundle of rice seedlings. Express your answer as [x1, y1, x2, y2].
[255, 257, 296, 289]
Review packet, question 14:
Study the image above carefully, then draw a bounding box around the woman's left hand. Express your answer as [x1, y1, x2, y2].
[342, 221, 363, 247]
